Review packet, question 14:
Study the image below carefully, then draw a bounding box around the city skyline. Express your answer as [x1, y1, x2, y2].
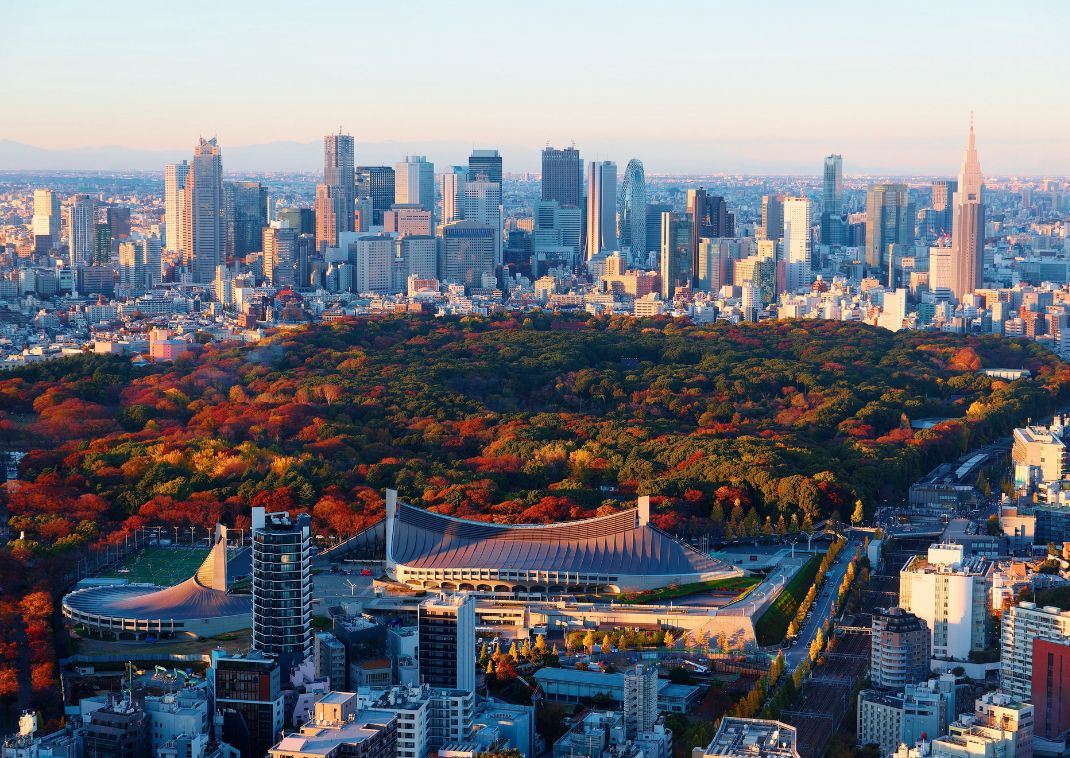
[3, 1, 1069, 175]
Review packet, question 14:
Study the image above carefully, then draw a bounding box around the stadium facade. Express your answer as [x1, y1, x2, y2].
[383, 491, 739, 595]
[62, 526, 251, 639]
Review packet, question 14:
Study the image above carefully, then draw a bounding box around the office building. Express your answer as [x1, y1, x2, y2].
[760, 194, 784, 241]
[951, 119, 985, 301]
[687, 190, 734, 282]
[395, 156, 435, 214]
[783, 197, 811, 292]
[263, 223, 297, 287]
[84, 700, 148, 758]
[32, 189, 61, 251]
[1001, 601, 1070, 701]
[214, 651, 286, 758]
[865, 183, 913, 275]
[383, 205, 432, 238]
[821, 154, 845, 244]
[623, 665, 658, 739]
[354, 235, 394, 294]
[324, 132, 356, 234]
[1012, 424, 1066, 487]
[93, 221, 112, 265]
[1033, 638, 1070, 740]
[268, 693, 396, 758]
[315, 184, 348, 251]
[468, 149, 502, 184]
[857, 675, 956, 756]
[541, 145, 583, 208]
[67, 194, 96, 267]
[418, 593, 475, 693]
[696, 237, 731, 294]
[400, 235, 438, 281]
[164, 161, 189, 252]
[252, 508, 312, 672]
[586, 160, 617, 258]
[223, 181, 267, 260]
[645, 203, 672, 257]
[660, 211, 692, 299]
[438, 221, 496, 289]
[872, 607, 931, 689]
[618, 159, 647, 259]
[900, 544, 992, 661]
[277, 207, 315, 237]
[118, 241, 145, 291]
[693, 718, 799, 758]
[931, 179, 958, 238]
[462, 176, 503, 264]
[440, 166, 467, 225]
[356, 166, 396, 226]
[143, 234, 163, 285]
[185, 138, 224, 284]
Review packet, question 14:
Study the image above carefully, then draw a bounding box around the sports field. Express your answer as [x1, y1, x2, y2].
[98, 546, 209, 586]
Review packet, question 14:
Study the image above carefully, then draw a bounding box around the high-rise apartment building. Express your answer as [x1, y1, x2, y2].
[67, 194, 96, 267]
[760, 194, 784, 241]
[164, 161, 189, 252]
[1033, 638, 1070, 740]
[251, 508, 312, 673]
[418, 593, 475, 693]
[585, 160, 617, 258]
[821, 154, 845, 244]
[357, 166, 396, 226]
[951, 119, 985, 301]
[468, 149, 502, 184]
[541, 146, 583, 208]
[871, 607, 931, 689]
[865, 183, 913, 274]
[1002, 601, 1070, 701]
[440, 166, 468, 225]
[618, 159, 647, 260]
[32, 189, 61, 251]
[783, 197, 811, 292]
[395, 156, 435, 214]
[224, 181, 267, 259]
[900, 544, 992, 661]
[623, 665, 658, 739]
[185, 138, 224, 284]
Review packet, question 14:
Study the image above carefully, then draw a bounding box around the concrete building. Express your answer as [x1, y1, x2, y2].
[1033, 638, 1070, 740]
[314, 632, 347, 692]
[164, 161, 190, 252]
[872, 607, 931, 689]
[1012, 424, 1066, 488]
[32, 189, 61, 251]
[857, 675, 956, 756]
[1001, 601, 1070, 701]
[783, 197, 811, 293]
[84, 699, 148, 758]
[972, 692, 1033, 758]
[268, 693, 397, 758]
[252, 508, 312, 672]
[865, 183, 914, 276]
[213, 650, 285, 758]
[186, 138, 224, 284]
[541, 146, 583, 209]
[623, 666, 658, 738]
[900, 544, 992, 660]
[418, 593, 475, 693]
[395, 156, 435, 214]
[951, 120, 985, 302]
[586, 161, 617, 258]
[693, 718, 799, 758]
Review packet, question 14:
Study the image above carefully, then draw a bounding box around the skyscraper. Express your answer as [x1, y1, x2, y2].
[660, 211, 692, 299]
[439, 220, 496, 289]
[324, 132, 355, 234]
[462, 176, 503, 264]
[950, 118, 985, 301]
[263, 223, 297, 287]
[760, 194, 784, 241]
[541, 145, 583, 208]
[783, 197, 811, 292]
[687, 189, 733, 284]
[223, 181, 268, 259]
[418, 593, 475, 693]
[356, 166, 396, 226]
[32, 189, 61, 251]
[821, 154, 845, 244]
[864, 183, 913, 275]
[468, 149, 502, 184]
[185, 138, 224, 284]
[618, 159, 647, 260]
[164, 160, 190, 252]
[67, 194, 96, 267]
[585, 160, 617, 258]
[251, 508, 312, 673]
[315, 183, 346, 250]
[622, 666, 658, 739]
[395, 156, 435, 215]
[440, 166, 468, 225]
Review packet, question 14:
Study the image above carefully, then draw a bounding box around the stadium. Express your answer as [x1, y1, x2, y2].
[62, 526, 251, 639]
[373, 491, 740, 596]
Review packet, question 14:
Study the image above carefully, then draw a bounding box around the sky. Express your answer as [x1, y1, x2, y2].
[4, 0, 1069, 175]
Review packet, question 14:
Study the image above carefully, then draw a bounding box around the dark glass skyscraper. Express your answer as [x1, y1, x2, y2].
[468, 149, 502, 183]
[357, 166, 396, 225]
[864, 183, 914, 274]
[687, 189, 733, 285]
[224, 181, 268, 259]
[820, 154, 845, 244]
[541, 146, 583, 208]
[618, 159, 647, 259]
[324, 132, 356, 234]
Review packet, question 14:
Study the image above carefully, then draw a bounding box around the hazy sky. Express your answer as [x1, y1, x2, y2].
[4, 0, 1069, 174]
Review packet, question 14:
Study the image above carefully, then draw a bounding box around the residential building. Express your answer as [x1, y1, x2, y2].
[900, 544, 992, 660]
[67, 194, 96, 267]
[1001, 601, 1070, 701]
[252, 508, 312, 672]
[268, 693, 397, 758]
[1011, 424, 1066, 487]
[783, 197, 811, 292]
[972, 692, 1033, 758]
[623, 665, 658, 739]
[418, 593, 475, 693]
[872, 607, 931, 689]
[857, 675, 956, 756]
[1032, 638, 1070, 740]
[164, 161, 190, 252]
[84, 700, 148, 758]
[263, 223, 297, 287]
[314, 632, 347, 692]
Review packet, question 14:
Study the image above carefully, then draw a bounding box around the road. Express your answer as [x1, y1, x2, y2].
[782, 533, 861, 670]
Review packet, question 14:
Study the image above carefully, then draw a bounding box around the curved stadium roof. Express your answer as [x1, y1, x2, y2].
[64, 577, 251, 621]
[390, 503, 731, 576]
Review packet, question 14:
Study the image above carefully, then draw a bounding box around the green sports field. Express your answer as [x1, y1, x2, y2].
[98, 546, 210, 586]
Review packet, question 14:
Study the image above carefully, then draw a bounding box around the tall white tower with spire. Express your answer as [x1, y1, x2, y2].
[951, 115, 985, 301]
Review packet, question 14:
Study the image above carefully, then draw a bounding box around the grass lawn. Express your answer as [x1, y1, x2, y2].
[617, 575, 762, 605]
[98, 546, 210, 586]
[754, 554, 822, 646]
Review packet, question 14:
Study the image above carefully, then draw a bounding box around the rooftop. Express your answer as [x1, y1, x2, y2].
[698, 717, 799, 758]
